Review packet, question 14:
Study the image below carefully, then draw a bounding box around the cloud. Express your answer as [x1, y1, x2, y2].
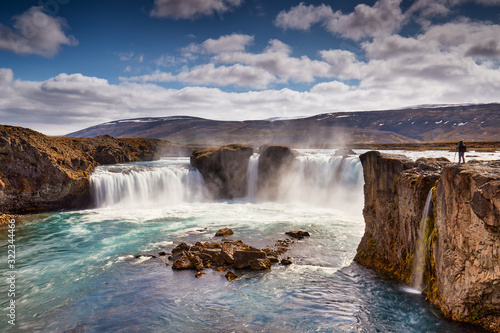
[274, 3, 334, 31]
[120, 64, 275, 89]
[275, 0, 405, 40]
[0, 6, 77, 57]
[150, 0, 243, 19]
[420, 20, 500, 59]
[181, 34, 254, 57]
[320, 50, 365, 79]
[123, 37, 337, 88]
[407, 0, 500, 20]
[211, 39, 334, 83]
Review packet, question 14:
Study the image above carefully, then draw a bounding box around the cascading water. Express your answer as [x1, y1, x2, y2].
[412, 189, 434, 291]
[246, 153, 259, 199]
[246, 151, 364, 212]
[90, 158, 205, 208]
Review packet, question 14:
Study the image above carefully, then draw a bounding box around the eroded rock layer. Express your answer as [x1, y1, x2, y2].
[190, 144, 253, 199]
[0, 125, 182, 213]
[355, 151, 500, 332]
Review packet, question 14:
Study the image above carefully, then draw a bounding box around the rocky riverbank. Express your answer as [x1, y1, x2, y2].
[355, 151, 500, 332]
[0, 125, 187, 214]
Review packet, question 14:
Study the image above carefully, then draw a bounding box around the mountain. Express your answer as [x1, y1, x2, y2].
[67, 104, 500, 147]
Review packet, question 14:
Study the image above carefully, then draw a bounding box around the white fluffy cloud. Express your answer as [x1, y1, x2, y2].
[274, 3, 334, 31]
[407, 0, 500, 18]
[121, 64, 275, 89]
[123, 35, 339, 87]
[0, 6, 77, 57]
[150, 0, 242, 19]
[275, 0, 405, 40]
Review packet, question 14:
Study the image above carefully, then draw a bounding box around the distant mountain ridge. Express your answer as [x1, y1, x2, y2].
[67, 103, 500, 147]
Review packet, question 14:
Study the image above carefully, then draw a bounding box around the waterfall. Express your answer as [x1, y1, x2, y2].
[412, 189, 434, 291]
[90, 159, 205, 208]
[278, 154, 364, 210]
[246, 151, 364, 212]
[246, 154, 259, 199]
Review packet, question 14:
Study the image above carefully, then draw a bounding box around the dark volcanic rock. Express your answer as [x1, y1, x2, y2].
[225, 271, 239, 281]
[0, 125, 179, 214]
[250, 258, 272, 270]
[167, 235, 295, 277]
[257, 146, 297, 200]
[233, 250, 267, 269]
[285, 230, 310, 240]
[190, 144, 253, 199]
[215, 227, 234, 237]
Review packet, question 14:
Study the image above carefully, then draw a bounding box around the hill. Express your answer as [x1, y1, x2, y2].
[67, 104, 500, 147]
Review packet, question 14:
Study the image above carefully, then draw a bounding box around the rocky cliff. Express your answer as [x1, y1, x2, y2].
[0, 125, 184, 213]
[257, 146, 296, 200]
[355, 151, 500, 332]
[190, 144, 253, 199]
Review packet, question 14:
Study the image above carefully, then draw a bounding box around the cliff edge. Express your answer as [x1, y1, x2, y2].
[0, 125, 184, 213]
[355, 151, 500, 331]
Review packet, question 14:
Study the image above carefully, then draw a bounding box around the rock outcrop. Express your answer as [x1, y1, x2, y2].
[189, 144, 298, 200]
[257, 145, 296, 200]
[0, 125, 182, 213]
[166, 231, 305, 278]
[190, 144, 253, 199]
[355, 151, 500, 332]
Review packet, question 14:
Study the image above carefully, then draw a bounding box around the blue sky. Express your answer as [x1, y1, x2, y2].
[1, 0, 500, 135]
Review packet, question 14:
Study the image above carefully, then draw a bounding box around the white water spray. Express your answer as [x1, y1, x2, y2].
[282, 154, 364, 212]
[412, 189, 434, 291]
[246, 151, 364, 213]
[90, 159, 205, 208]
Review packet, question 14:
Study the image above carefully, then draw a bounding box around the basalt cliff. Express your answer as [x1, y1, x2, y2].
[0, 125, 187, 213]
[355, 151, 500, 331]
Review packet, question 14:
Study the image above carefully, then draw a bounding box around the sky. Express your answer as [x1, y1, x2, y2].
[0, 0, 499, 135]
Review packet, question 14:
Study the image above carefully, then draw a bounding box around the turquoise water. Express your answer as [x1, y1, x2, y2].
[0, 155, 486, 332]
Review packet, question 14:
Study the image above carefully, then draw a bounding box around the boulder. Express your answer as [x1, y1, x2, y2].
[190, 144, 253, 199]
[250, 259, 272, 270]
[221, 240, 249, 264]
[225, 271, 239, 281]
[257, 146, 296, 200]
[172, 252, 194, 270]
[233, 250, 267, 269]
[215, 227, 234, 237]
[285, 230, 310, 240]
[167, 237, 296, 277]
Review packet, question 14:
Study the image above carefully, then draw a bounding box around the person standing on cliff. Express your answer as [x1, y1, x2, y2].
[457, 141, 467, 164]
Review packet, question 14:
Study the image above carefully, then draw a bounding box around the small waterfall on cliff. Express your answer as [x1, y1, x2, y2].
[412, 189, 434, 291]
[246, 154, 259, 199]
[90, 158, 205, 208]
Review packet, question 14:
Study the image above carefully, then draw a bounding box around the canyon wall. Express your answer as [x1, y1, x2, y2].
[355, 151, 500, 332]
[0, 125, 183, 213]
